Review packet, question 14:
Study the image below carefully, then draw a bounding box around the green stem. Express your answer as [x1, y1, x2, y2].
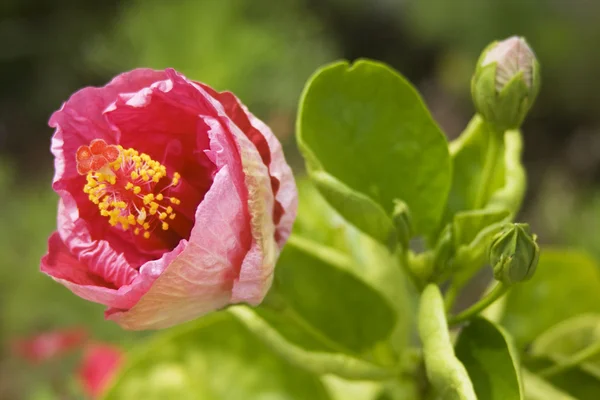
[539, 341, 600, 378]
[474, 123, 503, 209]
[449, 283, 509, 326]
[444, 281, 459, 312]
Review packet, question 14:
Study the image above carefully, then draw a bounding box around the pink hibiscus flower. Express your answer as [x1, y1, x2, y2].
[41, 69, 297, 329]
[12, 328, 87, 364]
[78, 343, 124, 398]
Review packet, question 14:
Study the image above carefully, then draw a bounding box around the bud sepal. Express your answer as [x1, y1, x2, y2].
[471, 36, 540, 132]
[490, 222, 540, 285]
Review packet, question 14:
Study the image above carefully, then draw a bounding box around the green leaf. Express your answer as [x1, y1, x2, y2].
[241, 234, 400, 379]
[451, 209, 510, 280]
[274, 237, 397, 353]
[292, 178, 351, 252]
[103, 312, 330, 400]
[446, 116, 505, 215]
[231, 306, 397, 381]
[531, 314, 600, 378]
[522, 369, 577, 400]
[444, 115, 525, 225]
[455, 317, 523, 400]
[525, 359, 600, 400]
[309, 170, 397, 248]
[418, 284, 477, 400]
[501, 250, 600, 348]
[297, 59, 451, 236]
[487, 129, 526, 213]
[453, 209, 510, 247]
[434, 209, 509, 283]
[292, 178, 417, 356]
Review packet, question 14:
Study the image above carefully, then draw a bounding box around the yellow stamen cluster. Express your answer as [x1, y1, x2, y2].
[82, 145, 181, 239]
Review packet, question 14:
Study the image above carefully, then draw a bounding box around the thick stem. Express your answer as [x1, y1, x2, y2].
[448, 283, 509, 326]
[539, 341, 600, 377]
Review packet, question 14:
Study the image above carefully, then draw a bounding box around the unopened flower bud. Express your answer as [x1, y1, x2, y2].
[392, 200, 413, 248]
[471, 36, 540, 132]
[490, 223, 539, 285]
[432, 225, 454, 278]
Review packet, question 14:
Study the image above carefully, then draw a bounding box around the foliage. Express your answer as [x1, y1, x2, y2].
[99, 38, 600, 400]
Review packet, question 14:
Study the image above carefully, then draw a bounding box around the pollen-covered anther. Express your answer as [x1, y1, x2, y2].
[79, 139, 182, 239]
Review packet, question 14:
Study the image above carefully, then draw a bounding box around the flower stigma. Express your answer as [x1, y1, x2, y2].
[76, 139, 182, 239]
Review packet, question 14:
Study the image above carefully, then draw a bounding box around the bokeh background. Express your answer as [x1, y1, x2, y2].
[2, 0, 600, 398]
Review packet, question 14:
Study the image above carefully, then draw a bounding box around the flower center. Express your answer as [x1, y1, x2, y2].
[76, 139, 181, 239]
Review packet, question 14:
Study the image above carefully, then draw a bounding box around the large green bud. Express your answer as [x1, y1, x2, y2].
[471, 36, 540, 132]
[490, 223, 539, 285]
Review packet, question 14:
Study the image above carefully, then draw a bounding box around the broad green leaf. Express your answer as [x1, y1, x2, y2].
[418, 284, 477, 400]
[525, 359, 600, 400]
[452, 220, 504, 270]
[297, 59, 451, 236]
[531, 314, 600, 378]
[292, 178, 417, 355]
[231, 306, 397, 381]
[443, 115, 525, 226]
[446, 116, 505, 216]
[455, 317, 523, 400]
[309, 170, 397, 248]
[434, 209, 509, 284]
[274, 238, 397, 353]
[487, 129, 526, 213]
[453, 209, 510, 247]
[449, 209, 510, 282]
[501, 250, 600, 348]
[522, 369, 576, 400]
[103, 312, 330, 400]
[293, 178, 351, 252]
[242, 234, 400, 379]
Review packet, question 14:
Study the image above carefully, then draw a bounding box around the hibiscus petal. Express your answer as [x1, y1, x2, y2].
[41, 231, 186, 310]
[103, 73, 216, 224]
[253, 115, 298, 246]
[50, 69, 168, 186]
[56, 198, 142, 288]
[186, 84, 278, 305]
[107, 166, 249, 329]
[195, 85, 297, 247]
[50, 69, 175, 267]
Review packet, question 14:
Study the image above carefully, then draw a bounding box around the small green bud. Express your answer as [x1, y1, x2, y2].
[392, 200, 413, 248]
[471, 36, 540, 132]
[432, 224, 455, 279]
[490, 223, 540, 285]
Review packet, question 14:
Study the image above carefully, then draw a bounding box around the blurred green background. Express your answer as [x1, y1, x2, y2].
[2, 0, 600, 398]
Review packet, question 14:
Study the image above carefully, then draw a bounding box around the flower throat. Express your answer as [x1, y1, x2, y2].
[76, 139, 181, 239]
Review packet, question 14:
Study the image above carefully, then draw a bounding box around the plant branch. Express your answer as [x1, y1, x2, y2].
[444, 281, 459, 312]
[538, 341, 600, 378]
[448, 282, 509, 326]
